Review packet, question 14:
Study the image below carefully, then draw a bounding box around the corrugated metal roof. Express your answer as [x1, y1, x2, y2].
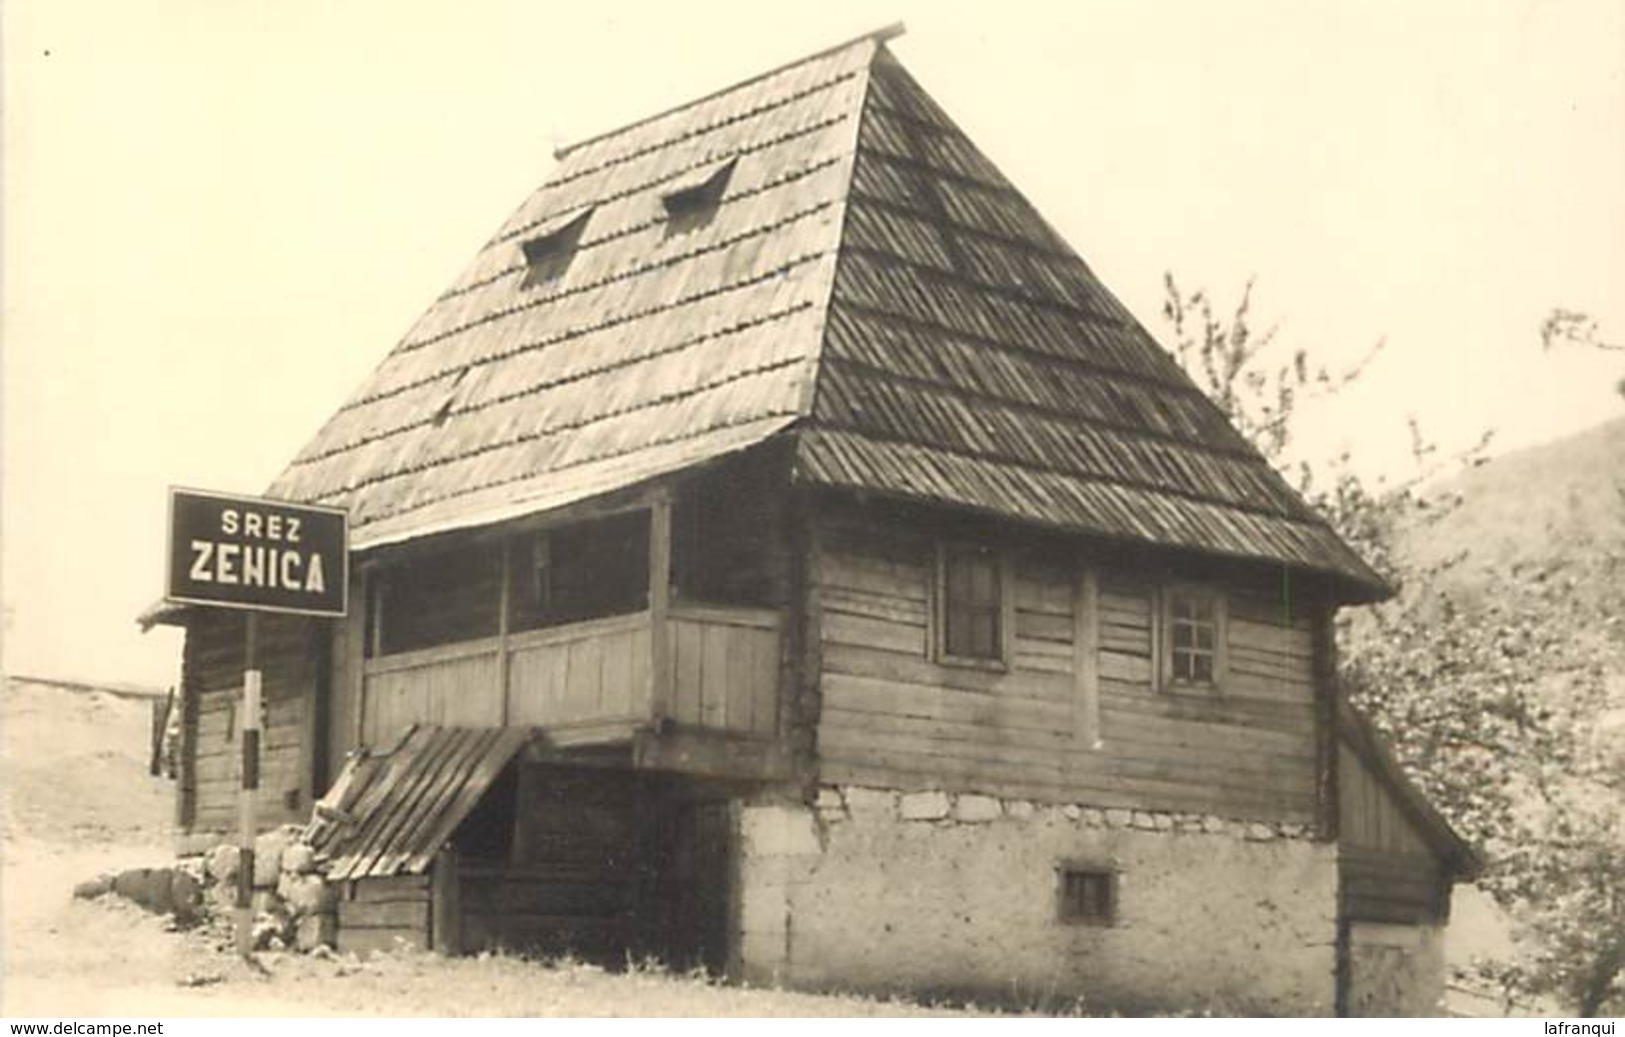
[261, 29, 1386, 599]
[308, 725, 529, 881]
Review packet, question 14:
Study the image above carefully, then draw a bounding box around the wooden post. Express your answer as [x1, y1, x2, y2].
[356, 569, 378, 747]
[236, 612, 262, 959]
[431, 846, 461, 956]
[497, 539, 513, 725]
[648, 490, 673, 723]
[1313, 601, 1341, 843]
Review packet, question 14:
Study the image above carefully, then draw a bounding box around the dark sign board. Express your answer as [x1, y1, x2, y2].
[166, 488, 349, 617]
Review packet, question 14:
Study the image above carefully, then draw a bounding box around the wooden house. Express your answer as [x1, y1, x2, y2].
[148, 27, 1478, 1015]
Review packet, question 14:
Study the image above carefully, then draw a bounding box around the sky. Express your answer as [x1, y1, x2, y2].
[4, 0, 1623, 688]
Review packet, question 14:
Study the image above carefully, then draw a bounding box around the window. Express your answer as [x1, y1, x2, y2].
[661, 158, 736, 236]
[1058, 866, 1117, 925]
[671, 467, 775, 607]
[369, 542, 503, 657]
[937, 543, 1006, 663]
[1162, 585, 1226, 690]
[507, 512, 650, 631]
[520, 207, 593, 287]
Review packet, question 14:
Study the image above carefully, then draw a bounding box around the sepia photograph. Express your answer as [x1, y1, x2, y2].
[3, 0, 1622, 1021]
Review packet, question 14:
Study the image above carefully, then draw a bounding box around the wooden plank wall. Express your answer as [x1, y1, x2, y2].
[813, 509, 1323, 822]
[362, 640, 503, 745]
[356, 607, 781, 748]
[458, 766, 639, 961]
[185, 609, 318, 834]
[508, 615, 652, 728]
[1338, 744, 1448, 923]
[337, 873, 433, 954]
[668, 607, 781, 736]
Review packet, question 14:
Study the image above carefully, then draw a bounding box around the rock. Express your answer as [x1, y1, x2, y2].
[1061, 804, 1082, 821]
[1004, 799, 1036, 820]
[1201, 815, 1227, 835]
[171, 870, 204, 923]
[1082, 808, 1106, 827]
[1153, 813, 1175, 831]
[814, 787, 844, 811]
[207, 844, 241, 884]
[843, 787, 895, 819]
[281, 843, 317, 876]
[1246, 822, 1277, 841]
[252, 909, 294, 951]
[210, 879, 240, 914]
[278, 873, 334, 917]
[295, 912, 337, 952]
[1104, 808, 1132, 828]
[953, 794, 1002, 823]
[1129, 811, 1158, 831]
[73, 875, 114, 900]
[112, 868, 175, 915]
[254, 829, 295, 887]
[899, 791, 950, 821]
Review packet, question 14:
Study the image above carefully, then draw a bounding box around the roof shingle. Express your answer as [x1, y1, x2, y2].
[265, 30, 1387, 599]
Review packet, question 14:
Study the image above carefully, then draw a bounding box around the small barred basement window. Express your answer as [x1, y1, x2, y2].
[937, 542, 1006, 664]
[1163, 584, 1226, 690]
[520, 207, 594, 287]
[1058, 867, 1117, 925]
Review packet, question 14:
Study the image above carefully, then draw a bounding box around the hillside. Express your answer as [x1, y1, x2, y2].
[3, 675, 173, 844]
[1401, 414, 1625, 745]
[1404, 415, 1625, 616]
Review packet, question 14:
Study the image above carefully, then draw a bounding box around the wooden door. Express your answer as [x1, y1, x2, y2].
[648, 797, 733, 974]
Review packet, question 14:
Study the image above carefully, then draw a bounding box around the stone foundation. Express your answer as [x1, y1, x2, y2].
[1346, 921, 1446, 1017]
[738, 786, 1339, 1015]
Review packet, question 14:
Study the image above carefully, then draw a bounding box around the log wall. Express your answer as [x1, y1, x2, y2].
[812, 506, 1324, 822]
[459, 766, 639, 961]
[183, 609, 321, 835]
[337, 873, 433, 955]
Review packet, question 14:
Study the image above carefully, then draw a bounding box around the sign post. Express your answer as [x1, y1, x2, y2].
[238, 614, 260, 958]
[164, 488, 348, 959]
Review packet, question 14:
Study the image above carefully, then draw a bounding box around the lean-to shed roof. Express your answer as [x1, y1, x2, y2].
[265, 27, 1386, 600]
[308, 725, 530, 881]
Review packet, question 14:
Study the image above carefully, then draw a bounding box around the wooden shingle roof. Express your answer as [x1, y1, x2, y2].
[266, 28, 1387, 601]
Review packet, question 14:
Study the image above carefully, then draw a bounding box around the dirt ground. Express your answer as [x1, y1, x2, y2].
[0, 678, 966, 1017]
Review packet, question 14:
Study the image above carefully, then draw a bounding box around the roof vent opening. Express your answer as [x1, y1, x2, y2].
[662, 158, 736, 237]
[520, 207, 594, 288]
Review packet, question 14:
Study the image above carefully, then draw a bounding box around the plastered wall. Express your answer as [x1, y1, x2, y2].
[736, 786, 1341, 1015]
[1346, 920, 1447, 1017]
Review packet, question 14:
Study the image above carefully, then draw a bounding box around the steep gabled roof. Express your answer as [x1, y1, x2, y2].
[267, 31, 878, 547]
[266, 28, 1386, 601]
